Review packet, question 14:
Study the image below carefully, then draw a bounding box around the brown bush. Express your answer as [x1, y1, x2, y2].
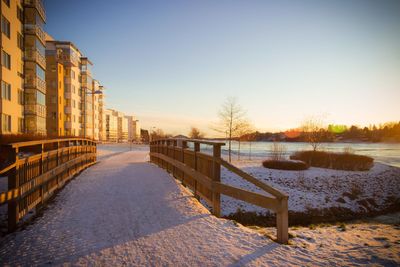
[290, 150, 373, 171]
[262, 159, 309, 171]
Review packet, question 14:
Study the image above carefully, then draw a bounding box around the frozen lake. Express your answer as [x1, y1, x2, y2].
[200, 141, 400, 168]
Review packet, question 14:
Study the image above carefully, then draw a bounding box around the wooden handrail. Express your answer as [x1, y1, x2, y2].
[0, 138, 97, 232]
[218, 158, 288, 199]
[0, 162, 16, 176]
[7, 138, 96, 148]
[150, 138, 225, 146]
[149, 138, 289, 244]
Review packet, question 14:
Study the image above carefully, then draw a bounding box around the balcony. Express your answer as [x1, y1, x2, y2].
[24, 0, 46, 21]
[25, 75, 46, 93]
[57, 53, 80, 67]
[24, 24, 46, 44]
[64, 92, 71, 99]
[24, 48, 46, 69]
[65, 106, 72, 114]
[24, 104, 46, 117]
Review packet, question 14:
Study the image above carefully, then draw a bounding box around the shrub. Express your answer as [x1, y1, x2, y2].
[290, 150, 373, 171]
[270, 142, 287, 161]
[262, 159, 309, 171]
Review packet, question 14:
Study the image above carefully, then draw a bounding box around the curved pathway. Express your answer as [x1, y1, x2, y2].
[0, 149, 299, 266]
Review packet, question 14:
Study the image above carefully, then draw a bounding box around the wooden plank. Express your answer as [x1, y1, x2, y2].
[150, 152, 213, 189]
[213, 182, 280, 212]
[218, 158, 288, 199]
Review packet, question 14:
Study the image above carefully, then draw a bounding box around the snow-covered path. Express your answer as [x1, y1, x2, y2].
[0, 147, 398, 266]
[0, 149, 284, 266]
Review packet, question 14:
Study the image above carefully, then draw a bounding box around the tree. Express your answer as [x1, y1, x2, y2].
[150, 128, 165, 141]
[189, 127, 205, 139]
[301, 116, 325, 151]
[214, 97, 248, 162]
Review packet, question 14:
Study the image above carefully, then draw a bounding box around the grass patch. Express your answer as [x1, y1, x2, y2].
[262, 159, 309, 171]
[290, 150, 373, 171]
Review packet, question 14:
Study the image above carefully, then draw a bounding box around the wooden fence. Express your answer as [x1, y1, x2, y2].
[150, 138, 289, 244]
[0, 138, 97, 231]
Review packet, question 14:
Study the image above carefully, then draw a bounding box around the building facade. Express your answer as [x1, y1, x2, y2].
[0, 0, 24, 134]
[92, 79, 100, 140]
[46, 40, 82, 136]
[105, 108, 117, 142]
[126, 115, 141, 142]
[24, 0, 47, 134]
[98, 85, 105, 141]
[80, 57, 93, 139]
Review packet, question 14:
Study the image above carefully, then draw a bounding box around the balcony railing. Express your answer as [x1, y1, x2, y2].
[24, 0, 46, 21]
[57, 53, 80, 67]
[24, 48, 46, 68]
[25, 76, 46, 93]
[24, 104, 46, 117]
[64, 106, 72, 114]
[24, 24, 46, 44]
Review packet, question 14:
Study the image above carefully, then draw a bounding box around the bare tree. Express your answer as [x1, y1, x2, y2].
[150, 128, 165, 141]
[213, 97, 248, 162]
[270, 142, 287, 160]
[301, 116, 325, 151]
[189, 127, 205, 139]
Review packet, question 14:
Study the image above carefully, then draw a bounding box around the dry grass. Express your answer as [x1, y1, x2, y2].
[290, 150, 374, 171]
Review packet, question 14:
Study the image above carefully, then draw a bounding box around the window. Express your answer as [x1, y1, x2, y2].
[1, 81, 11, 100]
[71, 70, 75, 80]
[18, 117, 24, 133]
[1, 16, 10, 38]
[2, 50, 11, 69]
[18, 89, 24, 104]
[36, 91, 45, 105]
[36, 64, 45, 80]
[17, 6, 23, 22]
[2, 0, 10, 7]
[1, 114, 11, 132]
[17, 33, 24, 50]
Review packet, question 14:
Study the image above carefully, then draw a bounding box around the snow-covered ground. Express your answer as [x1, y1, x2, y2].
[0, 144, 398, 266]
[221, 159, 400, 217]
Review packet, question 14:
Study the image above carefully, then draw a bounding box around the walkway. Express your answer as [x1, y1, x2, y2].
[0, 147, 300, 266]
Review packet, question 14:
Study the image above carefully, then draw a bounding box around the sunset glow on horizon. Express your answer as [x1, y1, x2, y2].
[46, 0, 400, 136]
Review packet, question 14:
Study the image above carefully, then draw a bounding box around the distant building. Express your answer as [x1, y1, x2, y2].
[105, 109, 118, 142]
[46, 40, 82, 136]
[98, 85, 106, 141]
[126, 115, 141, 142]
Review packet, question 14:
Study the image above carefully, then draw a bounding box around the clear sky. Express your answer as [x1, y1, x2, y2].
[45, 0, 400, 136]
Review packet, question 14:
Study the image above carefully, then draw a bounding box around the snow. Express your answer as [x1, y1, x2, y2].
[221, 159, 400, 216]
[0, 144, 398, 266]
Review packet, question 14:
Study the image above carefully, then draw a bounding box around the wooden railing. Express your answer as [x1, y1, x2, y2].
[150, 138, 289, 244]
[0, 138, 97, 231]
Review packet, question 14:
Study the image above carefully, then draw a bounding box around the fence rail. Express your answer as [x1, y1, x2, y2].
[0, 138, 97, 231]
[150, 138, 289, 244]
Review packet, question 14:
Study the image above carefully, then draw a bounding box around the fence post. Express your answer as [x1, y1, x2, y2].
[40, 143, 45, 205]
[212, 144, 221, 217]
[193, 142, 200, 200]
[172, 140, 177, 177]
[276, 197, 289, 244]
[181, 140, 187, 185]
[8, 146, 19, 232]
